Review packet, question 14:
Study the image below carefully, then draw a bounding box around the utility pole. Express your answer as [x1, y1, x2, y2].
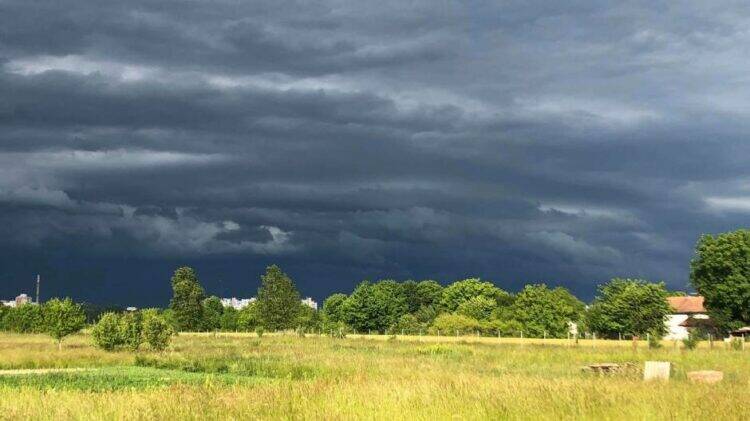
[35, 274, 40, 304]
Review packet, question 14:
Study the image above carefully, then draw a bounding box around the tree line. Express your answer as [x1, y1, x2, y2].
[3, 229, 750, 347]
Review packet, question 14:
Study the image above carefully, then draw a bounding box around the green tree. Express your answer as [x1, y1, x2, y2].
[456, 296, 497, 320]
[91, 312, 124, 351]
[296, 304, 322, 332]
[440, 278, 511, 312]
[585, 278, 670, 338]
[42, 298, 86, 349]
[237, 303, 261, 331]
[169, 267, 205, 331]
[511, 285, 584, 338]
[322, 293, 348, 323]
[257, 265, 301, 330]
[143, 314, 173, 351]
[4, 304, 43, 333]
[690, 230, 750, 331]
[342, 280, 408, 333]
[415, 280, 444, 309]
[220, 306, 239, 331]
[201, 296, 224, 332]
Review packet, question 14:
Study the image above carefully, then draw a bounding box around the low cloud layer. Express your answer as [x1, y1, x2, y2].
[1, 1, 749, 305]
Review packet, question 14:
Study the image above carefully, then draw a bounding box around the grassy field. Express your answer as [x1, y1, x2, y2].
[0, 332, 747, 420]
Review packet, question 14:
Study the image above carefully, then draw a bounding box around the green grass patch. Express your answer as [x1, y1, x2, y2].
[135, 354, 323, 380]
[0, 366, 265, 391]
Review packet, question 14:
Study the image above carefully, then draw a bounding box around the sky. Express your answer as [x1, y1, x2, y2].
[1, 0, 749, 306]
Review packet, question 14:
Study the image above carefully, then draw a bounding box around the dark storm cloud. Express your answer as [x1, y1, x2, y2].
[1, 0, 749, 305]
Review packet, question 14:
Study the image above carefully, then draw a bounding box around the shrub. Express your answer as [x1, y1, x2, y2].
[682, 330, 700, 350]
[387, 314, 423, 335]
[3, 304, 43, 333]
[647, 330, 662, 349]
[255, 326, 265, 338]
[92, 313, 124, 351]
[429, 314, 481, 336]
[120, 311, 144, 351]
[143, 315, 173, 351]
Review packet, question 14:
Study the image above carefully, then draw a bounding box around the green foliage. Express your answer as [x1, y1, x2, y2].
[321, 293, 347, 324]
[456, 296, 497, 320]
[414, 305, 439, 324]
[690, 230, 750, 332]
[42, 298, 86, 347]
[237, 303, 260, 331]
[585, 278, 670, 338]
[220, 307, 239, 331]
[401, 280, 443, 313]
[387, 314, 423, 335]
[255, 326, 265, 338]
[648, 331, 662, 349]
[92, 312, 124, 351]
[143, 314, 173, 351]
[481, 318, 524, 336]
[256, 265, 301, 331]
[511, 285, 584, 338]
[169, 267, 205, 332]
[440, 278, 510, 312]
[429, 313, 481, 336]
[341, 280, 408, 333]
[120, 311, 144, 351]
[2, 304, 43, 333]
[295, 304, 322, 332]
[201, 296, 224, 332]
[682, 330, 700, 350]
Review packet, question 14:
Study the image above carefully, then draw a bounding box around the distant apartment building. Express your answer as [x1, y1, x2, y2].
[220, 296, 318, 310]
[220, 297, 256, 310]
[301, 297, 318, 310]
[1, 293, 33, 308]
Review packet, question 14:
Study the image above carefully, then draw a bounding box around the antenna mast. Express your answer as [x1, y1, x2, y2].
[35, 274, 40, 304]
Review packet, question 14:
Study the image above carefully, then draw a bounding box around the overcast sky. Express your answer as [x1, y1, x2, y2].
[1, 0, 749, 305]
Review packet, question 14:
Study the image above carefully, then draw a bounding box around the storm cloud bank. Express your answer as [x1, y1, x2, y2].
[1, 0, 748, 304]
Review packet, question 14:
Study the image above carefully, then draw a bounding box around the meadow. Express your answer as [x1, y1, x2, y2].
[0, 332, 747, 420]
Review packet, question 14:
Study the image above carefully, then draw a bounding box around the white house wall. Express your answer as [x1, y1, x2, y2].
[665, 314, 689, 340]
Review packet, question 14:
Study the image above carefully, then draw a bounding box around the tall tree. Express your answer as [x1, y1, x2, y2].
[169, 266, 205, 331]
[691, 230, 750, 331]
[201, 296, 224, 332]
[257, 265, 301, 330]
[341, 280, 408, 333]
[585, 278, 670, 338]
[322, 293, 348, 324]
[511, 284, 584, 338]
[440, 278, 511, 312]
[42, 298, 86, 349]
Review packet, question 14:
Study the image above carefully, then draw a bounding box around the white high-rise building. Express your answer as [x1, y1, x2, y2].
[220, 297, 256, 310]
[301, 297, 318, 310]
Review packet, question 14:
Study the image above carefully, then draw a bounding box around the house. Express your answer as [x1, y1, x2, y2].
[665, 295, 708, 340]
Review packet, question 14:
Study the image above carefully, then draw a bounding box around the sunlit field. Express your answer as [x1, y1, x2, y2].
[0, 332, 747, 420]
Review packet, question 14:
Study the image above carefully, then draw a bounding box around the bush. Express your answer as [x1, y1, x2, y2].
[255, 326, 265, 338]
[120, 311, 144, 351]
[428, 314, 481, 336]
[143, 315, 173, 351]
[682, 330, 700, 350]
[92, 313, 124, 351]
[387, 314, 423, 335]
[648, 330, 662, 349]
[3, 304, 43, 333]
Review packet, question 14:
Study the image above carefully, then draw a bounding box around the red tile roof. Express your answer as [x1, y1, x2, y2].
[667, 296, 706, 314]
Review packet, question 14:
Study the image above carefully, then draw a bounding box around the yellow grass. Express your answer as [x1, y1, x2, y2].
[0, 332, 746, 420]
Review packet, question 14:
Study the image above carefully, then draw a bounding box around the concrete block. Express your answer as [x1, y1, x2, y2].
[643, 361, 670, 381]
[687, 370, 723, 384]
